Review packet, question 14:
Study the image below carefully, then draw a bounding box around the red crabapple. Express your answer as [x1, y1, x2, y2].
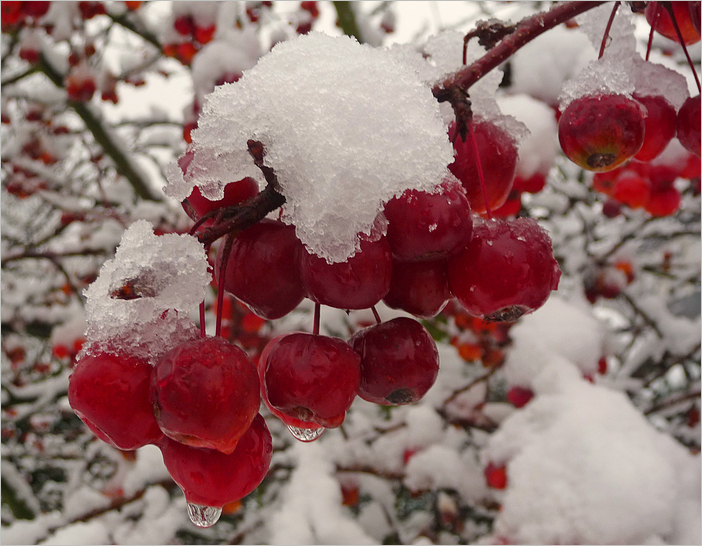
[447, 218, 561, 321]
[256, 338, 324, 440]
[448, 120, 519, 214]
[484, 462, 508, 489]
[68, 350, 164, 450]
[558, 94, 646, 172]
[217, 219, 305, 320]
[383, 179, 473, 261]
[349, 317, 439, 406]
[677, 95, 701, 157]
[645, 1, 701, 45]
[633, 94, 678, 162]
[299, 235, 392, 310]
[259, 332, 360, 429]
[151, 336, 260, 454]
[382, 258, 451, 318]
[159, 413, 272, 510]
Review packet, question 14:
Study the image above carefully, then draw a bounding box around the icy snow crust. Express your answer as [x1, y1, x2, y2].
[82, 220, 210, 364]
[168, 32, 454, 263]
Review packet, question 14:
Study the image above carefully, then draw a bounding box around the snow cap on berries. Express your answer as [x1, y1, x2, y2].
[167, 31, 454, 263]
[82, 220, 210, 363]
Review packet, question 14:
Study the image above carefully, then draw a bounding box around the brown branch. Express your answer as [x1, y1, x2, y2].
[644, 389, 701, 416]
[433, 1, 606, 100]
[197, 141, 286, 247]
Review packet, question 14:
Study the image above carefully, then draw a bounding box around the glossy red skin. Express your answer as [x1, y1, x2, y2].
[152, 337, 260, 454]
[447, 218, 561, 321]
[645, 1, 701, 45]
[613, 172, 651, 209]
[384, 180, 473, 261]
[382, 259, 451, 318]
[159, 413, 272, 508]
[257, 336, 324, 434]
[484, 462, 508, 490]
[260, 333, 360, 428]
[68, 351, 163, 450]
[448, 120, 519, 214]
[217, 219, 305, 319]
[183, 178, 259, 221]
[677, 95, 701, 157]
[633, 94, 677, 162]
[512, 172, 547, 194]
[506, 386, 534, 408]
[349, 317, 439, 406]
[299, 236, 392, 310]
[645, 186, 682, 216]
[558, 94, 646, 172]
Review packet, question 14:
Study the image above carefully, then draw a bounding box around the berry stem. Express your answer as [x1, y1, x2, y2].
[371, 306, 382, 325]
[467, 121, 493, 219]
[645, 3, 660, 61]
[663, 2, 701, 93]
[199, 302, 206, 338]
[313, 303, 321, 336]
[598, 1, 620, 59]
[434, 1, 606, 99]
[215, 234, 236, 338]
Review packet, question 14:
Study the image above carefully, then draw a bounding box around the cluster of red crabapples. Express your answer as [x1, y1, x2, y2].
[557, 1, 700, 210]
[67, 112, 562, 524]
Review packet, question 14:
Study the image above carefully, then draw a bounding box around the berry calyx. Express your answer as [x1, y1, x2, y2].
[558, 94, 646, 172]
[159, 413, 272, 509]
[151, 336, 260, 454]
[447, 218, 561, 321]
[349, 317, 439, 406]
[68, 350, 164, 450]
[259, 332, 360, 429]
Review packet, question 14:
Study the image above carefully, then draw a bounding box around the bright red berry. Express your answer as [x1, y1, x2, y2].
[646, 1, 701, 45]
[159, 413, 272, 508]
[259, 333, 360, 429]
[382, 258, 451, 318]
[558, 94, 646, 172]
[217, 219, 305, 320]
[447, 218, 561, 321]
[383, 179, 473, 261]
[448, 120, 519, 214]
[506, 386, 534, 408]
[151, 336, 260, 454]
[633, 94, 678, 162]
[677, 95, 701, 157]
[68, 350, 164, 450]
[299, 235, 392, 310]
[349, 317, 439, 406]
[484, 462, 508, 489]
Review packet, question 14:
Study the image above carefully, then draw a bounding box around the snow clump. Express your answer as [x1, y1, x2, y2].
[167, 31, 454, 263]
[82, 220, 210, 363]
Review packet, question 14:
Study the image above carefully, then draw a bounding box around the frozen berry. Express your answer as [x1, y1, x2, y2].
[349, 317, 439, 406]
[151, 336, 260, 454]
[68, 350, 163, 450]
[558, 94, 646, 172]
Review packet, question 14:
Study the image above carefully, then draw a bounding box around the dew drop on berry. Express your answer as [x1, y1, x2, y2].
[186, 503, 222, 528]
[287, 425, 325, 442]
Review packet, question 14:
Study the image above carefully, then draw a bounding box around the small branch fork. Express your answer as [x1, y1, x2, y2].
[194, 140, 286, 248]
[433, 1, 606, 109]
